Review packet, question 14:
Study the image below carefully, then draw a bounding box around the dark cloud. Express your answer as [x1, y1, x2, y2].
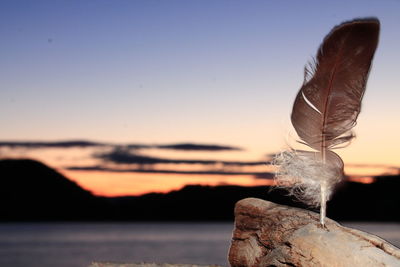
[0, 140, 109, 148]
[96, 149, 214, 164]
[65, 165, 273, 177]
[96, 148, 266, 166]
[253, 172, 275, 179]
[125, 144, 152, 149]
[0, 140, 241, 152]
[155, 143, 242, 151]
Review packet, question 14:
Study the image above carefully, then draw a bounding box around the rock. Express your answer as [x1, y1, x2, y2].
[228, 198, 400, 267]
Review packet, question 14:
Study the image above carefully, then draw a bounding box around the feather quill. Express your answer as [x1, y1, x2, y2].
[274, 18, 380, 225]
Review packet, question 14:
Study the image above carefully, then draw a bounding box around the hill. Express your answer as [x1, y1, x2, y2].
[1, 159, 399, 221]
[0, 159, 107, 220]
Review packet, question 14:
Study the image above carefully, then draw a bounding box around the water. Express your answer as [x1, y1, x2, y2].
[341, 222, 400, 246]
[0, 222, 399, 267]
[0, 223, 232, 267]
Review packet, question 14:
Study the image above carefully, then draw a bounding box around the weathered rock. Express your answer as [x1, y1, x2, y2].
[228, 198, 400, 267]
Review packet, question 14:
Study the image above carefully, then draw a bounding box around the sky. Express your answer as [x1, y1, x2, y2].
[1, 0, 400, 196]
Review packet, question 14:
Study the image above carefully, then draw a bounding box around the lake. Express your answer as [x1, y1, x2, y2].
[0, 222, 399, 267]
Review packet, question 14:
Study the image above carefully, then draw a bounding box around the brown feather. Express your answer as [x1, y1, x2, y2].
[291, 18, 380, 153]
[274, 18, 380, 225]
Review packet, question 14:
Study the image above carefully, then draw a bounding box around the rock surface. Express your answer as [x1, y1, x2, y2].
[228, 198, 400, 267]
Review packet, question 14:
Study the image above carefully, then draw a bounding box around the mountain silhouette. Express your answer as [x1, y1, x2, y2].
[1, 159, 399, 221]
[0, 159, 107, 220]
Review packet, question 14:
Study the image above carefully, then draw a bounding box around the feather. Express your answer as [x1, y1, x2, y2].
[274, 18, 380, 225]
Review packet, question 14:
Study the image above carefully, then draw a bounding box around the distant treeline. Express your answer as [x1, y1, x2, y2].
[1, 159, 399, 221]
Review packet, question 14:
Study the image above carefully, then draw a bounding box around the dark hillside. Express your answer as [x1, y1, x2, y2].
[1, 159, 399, 221]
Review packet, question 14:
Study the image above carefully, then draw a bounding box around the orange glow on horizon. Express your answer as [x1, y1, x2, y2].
[2, 145, 399, 197]
[61, 169, 273, 197]
[344, 164, 399, 177]
[62, 168, 394, 197]
[347, 176, 376, 184]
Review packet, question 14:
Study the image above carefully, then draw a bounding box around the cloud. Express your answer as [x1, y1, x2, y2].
[155, 143, 242, 151]
[0, 140, 241, 151]
[96, 148, 214, 164]
[0, 140, 109, 148]
[95, 148, 266, 166]
[65, 165, 273, 177]
[253, 172, 275, 179]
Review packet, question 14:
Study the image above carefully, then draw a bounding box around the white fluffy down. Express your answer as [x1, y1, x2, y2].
[273, 150, 343, 207]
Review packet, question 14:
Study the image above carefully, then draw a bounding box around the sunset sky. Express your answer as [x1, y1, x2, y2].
[1, 0, 400, 196]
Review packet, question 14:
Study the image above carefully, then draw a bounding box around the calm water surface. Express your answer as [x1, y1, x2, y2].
[0, 222, 399, 267]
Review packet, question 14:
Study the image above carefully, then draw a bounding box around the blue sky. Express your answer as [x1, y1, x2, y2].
[1, 0, 400, 166]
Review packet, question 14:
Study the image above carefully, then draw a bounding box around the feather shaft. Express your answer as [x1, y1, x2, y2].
[320, 184, 326, 225]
